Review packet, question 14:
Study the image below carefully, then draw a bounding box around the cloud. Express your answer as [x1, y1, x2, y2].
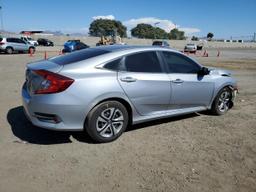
[179, 27, 200, 34]
[123, 17, 200, 35]
[92, 15, 115, 20]
[123, 17, 175, 33]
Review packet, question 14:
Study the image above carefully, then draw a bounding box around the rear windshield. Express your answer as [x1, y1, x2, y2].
[0, 38, 3, 41]
[153, 41, 162, 45]
[50, 48, 110, 65]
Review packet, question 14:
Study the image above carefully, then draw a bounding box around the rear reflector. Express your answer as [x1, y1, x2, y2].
[34, 70, 74, 94]
[34, 112, 61, 123]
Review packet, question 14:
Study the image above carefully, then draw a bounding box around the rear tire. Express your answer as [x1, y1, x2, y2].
[211, 87, 233, 115]
[85, 101, 129, 143]
[5, 47, 13, 54]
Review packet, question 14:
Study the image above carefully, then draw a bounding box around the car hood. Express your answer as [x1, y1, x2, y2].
[209, 67, 232, 76]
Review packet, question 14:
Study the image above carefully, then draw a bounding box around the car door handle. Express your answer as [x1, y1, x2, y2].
[120, 77, 137, 82]
[172, 79, 184, 83]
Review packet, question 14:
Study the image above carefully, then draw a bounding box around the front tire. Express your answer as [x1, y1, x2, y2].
[211, 87, 233, 115]
[85, 101, 129, 143]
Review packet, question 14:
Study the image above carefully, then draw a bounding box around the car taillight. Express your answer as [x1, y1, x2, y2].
[34, 70, 74, 94]
[0, 42, 5, 45]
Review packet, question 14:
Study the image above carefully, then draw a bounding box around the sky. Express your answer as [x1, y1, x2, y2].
[0, 0, 256, 38]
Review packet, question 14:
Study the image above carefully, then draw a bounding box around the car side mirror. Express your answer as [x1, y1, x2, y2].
[198, 67, 210, 76]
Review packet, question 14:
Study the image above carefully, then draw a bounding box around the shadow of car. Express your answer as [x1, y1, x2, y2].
[7, 106, 199, 144]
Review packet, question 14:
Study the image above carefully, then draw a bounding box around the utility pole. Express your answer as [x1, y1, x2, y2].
[154, 22, 160, 40]
[0, 0, 4, 32]
[253, 32, 256, 42]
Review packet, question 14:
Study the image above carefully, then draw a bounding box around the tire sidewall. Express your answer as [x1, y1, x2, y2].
[6, 47, 13, 54]
[212, 87, 232, 115]
[85, 101, 129, 143]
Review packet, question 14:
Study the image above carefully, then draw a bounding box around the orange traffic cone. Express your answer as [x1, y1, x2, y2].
[29, 48, 33, 57]
[202, 50, 209, 57]
[44, 51, 48, 60]
[217, 50, 220, 57]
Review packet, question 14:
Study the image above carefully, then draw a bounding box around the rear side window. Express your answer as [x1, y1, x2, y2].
[7, 38, 16, 43]
[153, 41, 162, 46]
[104, 58, 122, 71]
[162, 51, 200, 73]
[124, 51, 162, 73]
[50, 48, 110, 65]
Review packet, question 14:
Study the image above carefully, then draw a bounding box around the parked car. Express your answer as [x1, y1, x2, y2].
[37, 38, 54, 46]
[22, 46, 238, 143]
[21, 36, 38, 46]
[152, 40, 170, 47]
[184, 43, 197, 53]
[0, 37, 35, 54]
[62, 40, 89, 53]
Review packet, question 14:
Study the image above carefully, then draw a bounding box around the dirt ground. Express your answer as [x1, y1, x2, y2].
[0, 47, 255, 192]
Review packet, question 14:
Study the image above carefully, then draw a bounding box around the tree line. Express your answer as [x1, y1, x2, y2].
[89, 19, 185, 40]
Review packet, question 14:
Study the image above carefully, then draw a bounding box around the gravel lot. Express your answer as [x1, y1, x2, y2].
[0, 47, 255, 192]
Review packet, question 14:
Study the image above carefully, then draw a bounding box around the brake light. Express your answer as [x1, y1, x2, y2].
[0, 42, 5, 45]
[34, 70, 74, 94]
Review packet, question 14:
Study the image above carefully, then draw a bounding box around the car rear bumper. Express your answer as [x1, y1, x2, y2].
[184, 48, 196, 52]
[22, 87, 84, 131]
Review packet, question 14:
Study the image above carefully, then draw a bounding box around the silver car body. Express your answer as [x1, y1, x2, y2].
[0, 37, 35, 53]
[22, 46, 237, 131]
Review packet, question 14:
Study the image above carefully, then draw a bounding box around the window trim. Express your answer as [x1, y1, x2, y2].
[160, 51, 202, 74]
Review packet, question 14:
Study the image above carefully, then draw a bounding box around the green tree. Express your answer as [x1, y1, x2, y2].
[207, 32, 214, 40]
[89, 19, 127, 37]
[168, 28, 185, 40]
[191, 36, 199, 41]
[131, 23, 168, 39]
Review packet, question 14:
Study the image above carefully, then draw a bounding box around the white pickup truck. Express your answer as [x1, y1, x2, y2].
[21, 36, 38, 46]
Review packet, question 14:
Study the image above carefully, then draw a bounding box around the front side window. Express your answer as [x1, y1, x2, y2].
[124, 51, 162, 73]
[16, 39, 26, 44]
[162, 51, 200, 73]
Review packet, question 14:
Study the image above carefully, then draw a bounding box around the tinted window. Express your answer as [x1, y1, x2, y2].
[7, 38, 16, 43]
[50, 48, 110, 65]
[16, 39, 26, 44]
[162, 51, 200, 73]
[104, 58, 122, 71]
[125, 51, 162, 73]
[0, 38, 3, 41]
[152, 41, 162, 46]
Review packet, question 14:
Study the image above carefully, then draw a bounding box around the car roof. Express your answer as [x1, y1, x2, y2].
[94, 45, 177, 53]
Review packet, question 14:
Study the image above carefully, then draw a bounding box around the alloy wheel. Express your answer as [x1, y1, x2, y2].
[96, 107, 124, 138]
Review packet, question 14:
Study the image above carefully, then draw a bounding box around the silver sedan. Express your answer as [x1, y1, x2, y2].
[22, 46, 238, 142]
